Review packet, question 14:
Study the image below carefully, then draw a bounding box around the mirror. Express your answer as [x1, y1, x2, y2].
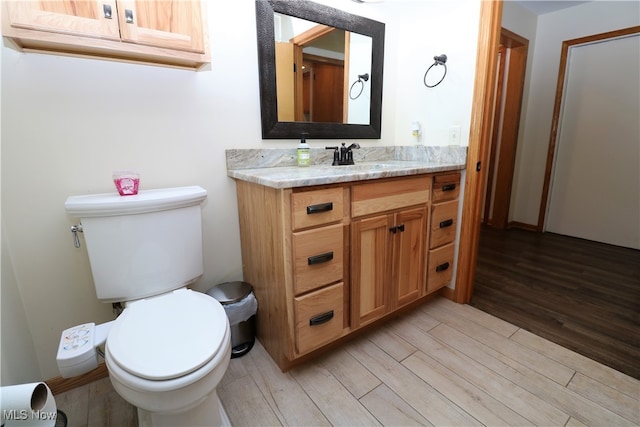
[256, 0, 385, 139]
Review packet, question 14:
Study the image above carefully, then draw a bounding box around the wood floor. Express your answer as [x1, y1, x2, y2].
[471, 226, 640, 380]
[54, 297, 639, 426]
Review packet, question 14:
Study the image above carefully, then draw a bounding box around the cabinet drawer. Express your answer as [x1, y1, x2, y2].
[352, 176, 430, 218]
[294, 282, 344, 354]
[432, 173, 461, 203]
[427, 243, 455, 293]
[293, 224, 344, 295]
[430, 200, 458, 249]
[292, 187, 344, 230]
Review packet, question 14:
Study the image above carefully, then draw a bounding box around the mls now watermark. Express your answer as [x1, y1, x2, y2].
[3, 409, 57, 421]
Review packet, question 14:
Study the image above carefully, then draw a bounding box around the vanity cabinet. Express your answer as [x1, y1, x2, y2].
[234, 180, 349, 370]
[350, 176, 430, 328]
[290, 186, 347, 355]
[427, 173, 461, 292]
[2, 0, 209, 69]
[233, 172, 459, 371]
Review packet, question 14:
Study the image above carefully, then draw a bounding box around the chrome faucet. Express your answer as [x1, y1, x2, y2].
[326, 142, 361, 166]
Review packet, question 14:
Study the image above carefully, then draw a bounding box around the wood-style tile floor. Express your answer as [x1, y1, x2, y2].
[54, 297, 639, 426]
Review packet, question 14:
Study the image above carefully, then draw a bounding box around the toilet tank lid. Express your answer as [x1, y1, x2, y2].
[65, 186, 207, 217]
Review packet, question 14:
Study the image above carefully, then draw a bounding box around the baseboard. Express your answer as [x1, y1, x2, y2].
[507, 221, 539, 232]
[46, 363, 109, 395]
[439, 285, 455, 301]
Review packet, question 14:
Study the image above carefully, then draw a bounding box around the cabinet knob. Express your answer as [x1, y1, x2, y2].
[103, 4, 112, 19]
[125, 9, 134, 24]
[389, 224, 405, 234]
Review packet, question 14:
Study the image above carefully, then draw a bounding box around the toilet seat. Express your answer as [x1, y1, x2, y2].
[107, 289, 228, 381]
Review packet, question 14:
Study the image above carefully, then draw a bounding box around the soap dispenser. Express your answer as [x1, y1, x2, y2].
[297, 133, 310, 167]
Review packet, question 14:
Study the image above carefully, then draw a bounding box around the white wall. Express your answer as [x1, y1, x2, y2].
[1, 0, 481, 380]
[1, 221, 42, 385]
[503, 1, 640, 226]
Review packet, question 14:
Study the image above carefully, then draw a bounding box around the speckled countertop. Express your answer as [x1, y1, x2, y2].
[226, 146, 467, 189]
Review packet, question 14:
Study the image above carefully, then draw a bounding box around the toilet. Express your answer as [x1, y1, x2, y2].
[60, 186, 231, 427]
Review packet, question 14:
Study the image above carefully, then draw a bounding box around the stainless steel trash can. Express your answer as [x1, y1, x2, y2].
[207, 281, 257, 358]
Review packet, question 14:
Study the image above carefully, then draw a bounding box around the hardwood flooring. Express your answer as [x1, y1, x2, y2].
[55, 297, 639, 426]
[471, 226, 640, 379]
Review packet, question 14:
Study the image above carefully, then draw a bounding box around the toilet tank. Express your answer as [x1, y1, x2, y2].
[65, 186, 207, 303]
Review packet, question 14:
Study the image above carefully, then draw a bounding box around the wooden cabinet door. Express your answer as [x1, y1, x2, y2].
[116, 0, 205, 53]
[393, 207, 427, 308]
[351, 214, 392, 328]
[5, 1, 120, 41]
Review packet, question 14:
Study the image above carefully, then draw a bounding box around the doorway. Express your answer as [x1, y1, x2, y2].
[302, 57, 345, 122]
[482, 28, 528, 230]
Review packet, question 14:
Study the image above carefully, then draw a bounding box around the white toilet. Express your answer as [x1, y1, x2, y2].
[60, 186, 231, 427]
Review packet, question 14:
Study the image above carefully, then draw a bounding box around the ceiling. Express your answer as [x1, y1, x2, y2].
[513, 1, 592, 15]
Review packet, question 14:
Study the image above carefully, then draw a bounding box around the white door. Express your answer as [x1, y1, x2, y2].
[546, 34, 640, 249]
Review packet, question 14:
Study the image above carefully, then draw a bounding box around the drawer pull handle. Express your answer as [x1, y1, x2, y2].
[103, 4, 112, 18]
[308, 251, 334, 265]
[439, 219, 454, 228]
[435, 262, 450, 272]
[307, 202, 333, 215]
[442, 183, 457, 192]
[309, 310, 334, 326]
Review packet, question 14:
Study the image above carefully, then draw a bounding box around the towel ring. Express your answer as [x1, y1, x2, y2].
[424, 54, 447, 88]
[349, 73, 369, 100]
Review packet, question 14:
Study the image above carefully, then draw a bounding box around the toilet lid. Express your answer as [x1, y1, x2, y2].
[107, 289, 228, 381]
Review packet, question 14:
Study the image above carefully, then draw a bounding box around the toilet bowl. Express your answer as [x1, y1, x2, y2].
[105, 289, 231, 426]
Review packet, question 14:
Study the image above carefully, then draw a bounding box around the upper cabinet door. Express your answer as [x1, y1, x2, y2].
[116, 1, 205, 54]
[6, 1, 120, 41]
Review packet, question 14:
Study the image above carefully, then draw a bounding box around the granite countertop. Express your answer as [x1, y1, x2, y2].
[226, 146, 467, 189]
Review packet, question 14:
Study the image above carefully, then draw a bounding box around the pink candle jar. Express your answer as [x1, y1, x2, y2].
[112, 171, 140, 196]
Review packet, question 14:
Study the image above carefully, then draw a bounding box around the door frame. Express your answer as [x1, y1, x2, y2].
[483, 28, 528, 229]
[452, 0, 503, 304]
[537, 25, 640, 231]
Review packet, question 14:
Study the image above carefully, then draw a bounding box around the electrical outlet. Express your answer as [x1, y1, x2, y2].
[449, 125, 461, 145]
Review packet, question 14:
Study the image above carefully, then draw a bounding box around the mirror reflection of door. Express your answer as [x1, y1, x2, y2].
[276, 22, 348, 123]
[302, 55, 345, 122]
[274, 13, 367, 124]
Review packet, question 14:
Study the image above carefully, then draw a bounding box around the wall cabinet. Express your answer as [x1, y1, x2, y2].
[2, 0, 209, 69]
[234, 172, 459, 371]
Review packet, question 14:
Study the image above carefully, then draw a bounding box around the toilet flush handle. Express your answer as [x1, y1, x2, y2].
[70, 224, 83, 248]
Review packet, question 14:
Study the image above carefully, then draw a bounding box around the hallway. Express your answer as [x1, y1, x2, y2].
[471, 226, 640, 379]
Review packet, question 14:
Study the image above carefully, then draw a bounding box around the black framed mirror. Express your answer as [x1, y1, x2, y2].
[255, 0, 385, 139]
